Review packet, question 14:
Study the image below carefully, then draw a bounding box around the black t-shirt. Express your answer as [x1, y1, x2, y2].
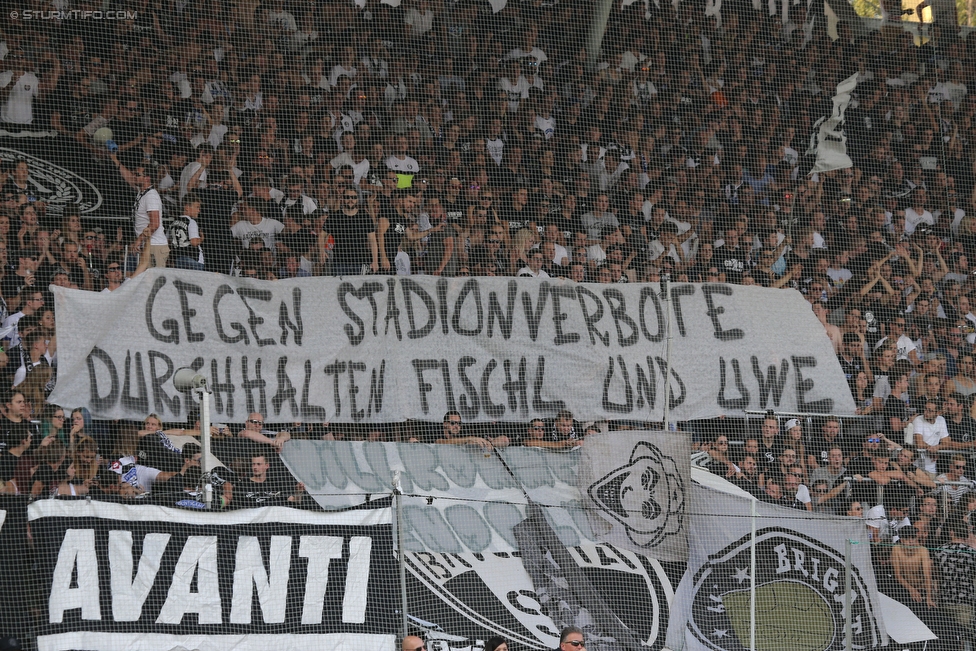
[617, 209, 645, 231]
[807, 434, 853, 468]
[0, 271, 29, 305]
[199, 187, 241, 274]
[54, 89, 94, 133]
[239, 475, 292, 507]
[278, 228, 317, 256]
[756, 440, 780, 477]
[733, 476, 765, 499]
[0, 449, 18, 482]
[328, 209, 376, 267]
[0, 178, 30, 202]
[550, 211, 582, 240]
[112, 118, 145, 147]
[32, 463, 67, 496]
[883, 394, 910, 439]
[138, 432, 185, 473]
[503, 203, 533, 235]
[168, 215, 195, 251]
[947, 415, 976, 445]
[492, 166, 529, 191]
[150, 99, 187, 138]
[847, 455, 878, 505]
[0, 417, 34, 450]
[442, 196, 465, 225]
[837, 354, 864, 396]
[381, 206, 410, 265]
[714, 244, 747, 284]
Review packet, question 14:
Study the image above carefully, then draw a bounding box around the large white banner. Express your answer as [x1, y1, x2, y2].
[282, 432, 688, 562]
[50, 270, 855, 422]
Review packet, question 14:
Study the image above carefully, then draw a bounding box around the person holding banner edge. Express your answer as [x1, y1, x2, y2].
[238, 412, 291, 453]
[436, 411, 509, 453]
[524, 410, 582, 450]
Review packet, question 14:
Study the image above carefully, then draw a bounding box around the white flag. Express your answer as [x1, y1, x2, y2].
[666, 470, 888, 651]
[806, 72, 858, 175]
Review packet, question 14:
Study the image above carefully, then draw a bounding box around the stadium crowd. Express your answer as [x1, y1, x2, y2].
[4, 0, 976, 643]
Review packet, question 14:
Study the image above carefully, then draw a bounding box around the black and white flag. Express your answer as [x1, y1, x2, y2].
[666, 480, 887, 651]
[806, 73, 859, 175]
[29, 499, 396, 651]
[577, 431, 688, 563]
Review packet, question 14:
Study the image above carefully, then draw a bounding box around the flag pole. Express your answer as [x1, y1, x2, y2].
[392, 471, 408, 640]
[845, 538, 853, 651]
[750, 498, 756, 651]
[661, 273, 673, 431]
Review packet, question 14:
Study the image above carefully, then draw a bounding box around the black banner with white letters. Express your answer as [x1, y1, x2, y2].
[29, 500, 396, 651]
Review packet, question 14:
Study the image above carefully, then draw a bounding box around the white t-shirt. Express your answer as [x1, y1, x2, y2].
[134, 188, 167, 245]
[403, 7, 434, 35]
[964, 311, 976, 345]
[505, 47, 548, 64]
[826, 267, 853, 287]
[329, 64, 358, 88]
[384, 154, 420, 174]
[230, 217, 285, 250]
[551, 242, 569, 266]
[895, 333, 917, 362]
[395, 250, 411, 276]
[267, 8, 298, 31]
[0, 71, 39, 124]
[646, 239, 681, 264]
[913, 414, 950, 474]
[904, 206, 935, 235]
[1, 310, 25, 348]
[330, 152, 371, 185]
[865, 504, 911, 542]
[535, 114, 556, 140]
[498, 76, 530, 113]
[517, 267, 550, 278]
[486, 137, 505, 166]
[280, 194, 318, 216]
[207, 124, 227, 149]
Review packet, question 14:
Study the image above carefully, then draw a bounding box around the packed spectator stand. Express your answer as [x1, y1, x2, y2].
[3, 0, 976, 646]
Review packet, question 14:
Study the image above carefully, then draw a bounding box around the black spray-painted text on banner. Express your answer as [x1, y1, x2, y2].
[50, 271, 856, 422]
[139, 276, 745, 348]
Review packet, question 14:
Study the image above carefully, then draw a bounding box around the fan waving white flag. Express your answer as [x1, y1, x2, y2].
[806, 72, 859, 175]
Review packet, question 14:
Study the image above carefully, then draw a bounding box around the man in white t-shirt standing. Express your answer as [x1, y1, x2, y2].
[904, 188, 935, 236]
[384, 136, 421, 186]
[0, 50, 58, 126]
[914, 398, 950, 476]
[110, 151, 169, 268]
[887, 317, 920, 365]
[230, 200, 285, 251]
[179, 148, 212, 201]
